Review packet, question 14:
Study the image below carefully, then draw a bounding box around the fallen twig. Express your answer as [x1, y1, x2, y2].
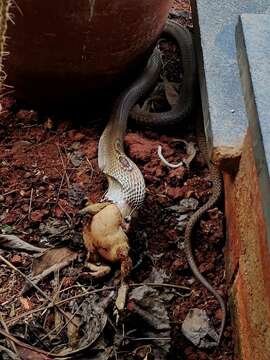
[0, 254, 78, 327]
[0, 313, 19, 357]
[0, 328, 51, 357]
[22, 253, 77, 294]
[6, 286, 115, 327]
[57, 143, 70, 189]
[28, 188, 34, 220]
[128, 336, 171, 341]
[0, 345, 17, 359]
[130, 282, 190, 291]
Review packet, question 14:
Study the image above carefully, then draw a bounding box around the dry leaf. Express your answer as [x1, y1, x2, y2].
[19, 297, 33, 311]
[115, 282, 128, 311]
[32, 247, 77, 275]
[22, 247, 78, 293]
[164, 79, 180, 107]
[0, 234, 46, 253]
[55, 292, 113, 357]
[129, 285, 171, 359]
[66, 312, 81, 348]
[17, 346, 52, 360]
[182, 308, 219, 348]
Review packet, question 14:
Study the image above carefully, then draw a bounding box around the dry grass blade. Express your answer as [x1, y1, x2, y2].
[6, 286, 115, 327]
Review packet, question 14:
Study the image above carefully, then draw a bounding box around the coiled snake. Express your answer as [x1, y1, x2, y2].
[97, 20, 225, 343]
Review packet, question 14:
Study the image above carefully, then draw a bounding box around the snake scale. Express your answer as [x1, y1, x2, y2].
[98, 19, 225, 343]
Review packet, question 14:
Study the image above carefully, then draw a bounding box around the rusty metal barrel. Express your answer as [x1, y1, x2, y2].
[4, 0, 173, 108]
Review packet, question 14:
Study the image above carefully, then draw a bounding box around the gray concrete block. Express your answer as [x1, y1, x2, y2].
[236, 14, 270, 250]
[191, 0, 269, 165]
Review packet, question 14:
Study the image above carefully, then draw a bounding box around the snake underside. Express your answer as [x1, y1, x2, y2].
[98, 128, 146, 218]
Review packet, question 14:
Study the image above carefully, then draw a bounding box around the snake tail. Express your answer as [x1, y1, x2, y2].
[184, 159, 226, 344]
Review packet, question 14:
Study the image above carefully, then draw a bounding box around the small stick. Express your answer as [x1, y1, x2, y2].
[41, 301, 84, 343]
[56, 286, 115, 306]
[0, 328, 50, 357]
[57, 144, 70, 189]
[128, 336, 171, 341]
[85, 156, 94, 183]
[28, 188, 34, 220]
[55, 172, 65, 206]
[2, 189, 19, 196]
[130, 282, 190, 291]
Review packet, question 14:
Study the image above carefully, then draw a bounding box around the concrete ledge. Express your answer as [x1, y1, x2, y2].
[224, 130, 270, 360]
[191, 0, 270, 168]
[236, 14, 270, 250]
[224, 14, 270, 359]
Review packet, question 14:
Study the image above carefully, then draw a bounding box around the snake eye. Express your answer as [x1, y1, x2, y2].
[124, 216, 131, 224]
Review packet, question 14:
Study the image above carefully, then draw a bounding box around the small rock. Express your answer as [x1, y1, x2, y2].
[168, 166, 186, 181]
[24, 172, 32, 178]
[20, 190, 28, 197]
[171, 258, 187, 271]
[198, 262, 214, 274]
[10, 254, 22, 265]
[30, 210, 48, 223]
[69, 151, 83, 167]
[215, 308, 223, 321]
[55, 206, 64, 219]
[177, 214, 189, 221]
[169, 198, 199, 213]
[187, 278, 196, 285]
[166, 186, 185, 200]
[73, 132, 85, 141]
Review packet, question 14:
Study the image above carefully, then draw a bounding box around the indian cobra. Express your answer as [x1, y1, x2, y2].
[98, 48, 161, 220]
[98, 19, 225, 343]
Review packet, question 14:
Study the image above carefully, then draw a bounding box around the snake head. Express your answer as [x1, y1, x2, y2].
[121, 215, 132, 232]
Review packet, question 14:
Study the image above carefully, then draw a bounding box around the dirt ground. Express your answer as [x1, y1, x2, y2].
[0, 1, 234, 359]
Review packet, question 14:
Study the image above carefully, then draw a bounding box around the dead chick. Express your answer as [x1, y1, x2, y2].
[83, 203, 132, 278]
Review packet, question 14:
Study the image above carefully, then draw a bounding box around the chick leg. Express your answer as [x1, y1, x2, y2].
[86, 262, 111, 278]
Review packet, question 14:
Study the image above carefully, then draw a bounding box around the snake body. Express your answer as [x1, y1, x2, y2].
[130, 20, 195, 126]
[129, 20, 226, 343]
[186, 128, 226, 344]
[99, 19, 225, 343]
[98, 48, 162, 219]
